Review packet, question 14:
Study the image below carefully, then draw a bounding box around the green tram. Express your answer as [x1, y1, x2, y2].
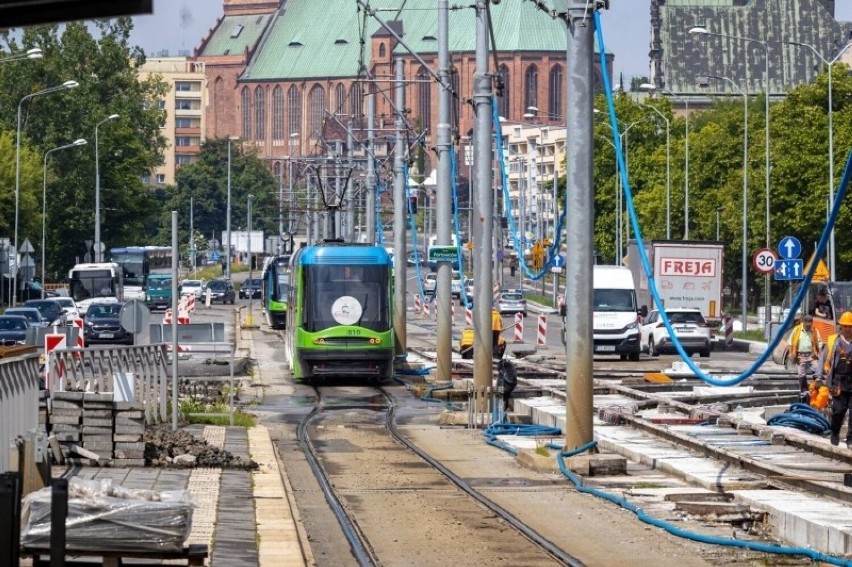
[284, 242, 394, 382]
[261, 255, 291, 329]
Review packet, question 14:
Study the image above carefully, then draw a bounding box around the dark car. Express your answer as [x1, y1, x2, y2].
[239, 278, 262, 299]
[206, 279, 236, 304]
[23, 299, 66, 326]
[4, 307, 48, 328]
[83, 302, 133, 345]
[0, 315, 30, 345]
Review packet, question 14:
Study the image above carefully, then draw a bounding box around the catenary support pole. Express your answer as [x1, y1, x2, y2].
[563, 1, 597, 450]
[393, 59, 407, 355]
[365, 94, 377, 245]
[436, 0, 453, 382]
[346, 121, 356, 243]
[171, 211, 179, 431]
[473, 0, 494, 418]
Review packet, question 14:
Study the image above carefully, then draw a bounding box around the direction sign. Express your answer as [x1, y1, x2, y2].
[777, 236, 802, 260]
[775, 259, 804, 281]
[428, 246, 459, 263]
[753, 248, 777, 274]
[553, 254, 565, 268]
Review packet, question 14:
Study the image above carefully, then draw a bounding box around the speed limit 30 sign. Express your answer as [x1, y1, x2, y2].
[753, 247, 777, 274]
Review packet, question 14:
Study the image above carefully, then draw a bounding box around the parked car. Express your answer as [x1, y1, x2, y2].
[639, 308, 712, 358]
[53, 297, 80, 324]
[206, 278, 236, 304]
[464, 279, 475, 305]
[4, 307, 48, 328]
[494, 290, 527, 317]
[83, 302, 133, 345]
[0, 315, 29, 345]
[180, 279, 205, 298]
[451, 271, 462, 298]
[23, 299, 67, 326]
[239, 278, 262, 299]
[423, 273, 437, 296]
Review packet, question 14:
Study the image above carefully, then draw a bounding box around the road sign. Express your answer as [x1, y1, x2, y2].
[120, 299, 150, 334]
[210, 251, 221, 261]
[45, 333, 66, 353]
[753, 248, 777, 274]
[19, 239, 33, 254]
[19, 255, 34, 268]
[553, 254, 565, 268]
[774, 259, 804, 281]
[777, 236, 802, 260]
[428, 246, 459, 263]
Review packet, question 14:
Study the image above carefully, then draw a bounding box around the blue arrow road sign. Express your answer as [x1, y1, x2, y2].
[777, 236, 802, 260]
[774, 259, 804, 281]
[553, 254, 565, 267]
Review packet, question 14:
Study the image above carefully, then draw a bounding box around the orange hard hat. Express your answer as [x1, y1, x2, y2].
[839, 311, 852, 326]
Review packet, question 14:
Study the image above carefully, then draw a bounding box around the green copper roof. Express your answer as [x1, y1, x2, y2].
[200, 13, 273, 57]
[241, 0, 592, 81]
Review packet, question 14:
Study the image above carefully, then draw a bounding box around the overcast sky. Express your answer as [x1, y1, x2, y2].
[129, 0, 852, 82]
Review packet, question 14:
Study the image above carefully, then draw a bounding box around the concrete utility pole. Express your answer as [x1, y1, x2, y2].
[393, 59, 407, 355]
[277, 161, 283, 255]
[365, 94, 377, 245]
[435, 0, 453, 381]
[170, 210, 179, 431]
[472, 0, 494, 416]
[346, 122, 356, 243]
[563, 0, 598, 450]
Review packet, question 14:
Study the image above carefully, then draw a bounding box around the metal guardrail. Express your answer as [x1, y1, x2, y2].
[48, 345, 169, 425]
[0, 354, 41, 472]
[149, 323, 225, 344]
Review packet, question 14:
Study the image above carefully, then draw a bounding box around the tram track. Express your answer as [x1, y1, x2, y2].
[295, 383, 584, 566]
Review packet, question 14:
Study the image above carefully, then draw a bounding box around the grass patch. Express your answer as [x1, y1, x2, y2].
[525, 293, 555, 308]
[179, 398, 256, 427]
[734, 330, 766, 341]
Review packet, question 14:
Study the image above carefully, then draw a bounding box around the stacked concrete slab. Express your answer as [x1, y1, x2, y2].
[47, 391, 146, 466]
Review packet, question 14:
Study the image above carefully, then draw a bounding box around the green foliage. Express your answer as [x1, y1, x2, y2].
[0, 20, 167, 279]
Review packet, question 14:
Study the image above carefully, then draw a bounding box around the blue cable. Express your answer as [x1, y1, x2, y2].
[766, 402, 831, 435]
[491, 99, 567, 281]
[593, 9, 852, 387]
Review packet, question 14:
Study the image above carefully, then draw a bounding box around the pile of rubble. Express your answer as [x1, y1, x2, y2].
[144, 427, 258, 470]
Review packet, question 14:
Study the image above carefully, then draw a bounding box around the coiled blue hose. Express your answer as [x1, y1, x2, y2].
[766, 402, 831, 436]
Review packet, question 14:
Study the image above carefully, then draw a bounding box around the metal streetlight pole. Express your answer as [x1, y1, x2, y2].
[226, 136, 239, 279]
[689, 27, 770, 247]
[2, 48, 43, 64]
[13, 79, 79, 306]
[247, 194, 255, 323]
[699, 74, 749, 331]
[42, 139, 86, 297]
[640, 83, 689, 238]
[784, 40, 852, 281]
[641, 103, 671, 239]
[94, 113, 119, 263]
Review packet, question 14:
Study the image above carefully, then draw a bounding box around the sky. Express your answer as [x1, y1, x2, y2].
[128, 1, 852, 82]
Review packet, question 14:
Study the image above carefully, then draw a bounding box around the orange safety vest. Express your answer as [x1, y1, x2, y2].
[788, 324, 822, 359]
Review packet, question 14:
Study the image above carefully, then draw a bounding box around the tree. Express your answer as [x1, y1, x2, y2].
[0, 19, 168, 276]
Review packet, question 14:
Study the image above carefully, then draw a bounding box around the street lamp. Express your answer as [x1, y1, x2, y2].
[94, 113, 119, 263]
[640, 103, 671, 239]
[690, 26, 771, 250]
[247, 194, 255, 322]
[226, 136, 239, 279]
[13, 79, 79, 306]
[42, 139, 86, 297]
[1, 48, 43, 63]
[698, 74, 749, 331]
[783, 40, 852, 281]
[640, 83, 690, 238]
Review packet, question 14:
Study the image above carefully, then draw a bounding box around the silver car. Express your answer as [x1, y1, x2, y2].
[640, 308, 712, 357]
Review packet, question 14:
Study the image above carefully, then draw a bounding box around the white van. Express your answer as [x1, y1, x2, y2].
[592, 265, 641, 360]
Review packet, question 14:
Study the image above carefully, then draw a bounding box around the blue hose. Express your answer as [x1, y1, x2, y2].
[766, 403, 831, 436]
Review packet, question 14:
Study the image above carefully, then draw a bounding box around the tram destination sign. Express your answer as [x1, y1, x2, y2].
[428, 246, 460, 263]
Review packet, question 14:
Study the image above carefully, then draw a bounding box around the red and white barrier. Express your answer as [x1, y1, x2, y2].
[451, 301, 456, 320]
[537, 314, 548, 347]
[413, 293, 421, 314]
[73, 318, 84, 350]
[163, 309, 173, 325]
[514, 313, 524, 343]
[423, 302, 430, 319]
[465, 308, 473, 327]
[724, 314, 734, 347]
[165, 344, 192, 352]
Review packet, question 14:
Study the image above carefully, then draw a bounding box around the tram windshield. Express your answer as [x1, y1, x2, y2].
[304, 265, 389, 332]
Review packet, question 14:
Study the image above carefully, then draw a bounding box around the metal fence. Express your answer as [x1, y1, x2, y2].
[48, 344, 169, 425]
[0, 354, 41, 472]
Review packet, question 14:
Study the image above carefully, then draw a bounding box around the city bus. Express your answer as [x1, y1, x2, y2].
[68, 262, 124, 315]
[108, 246, 172, 300]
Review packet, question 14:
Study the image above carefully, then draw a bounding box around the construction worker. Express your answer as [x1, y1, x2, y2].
[816, 311, 852, 446]
[492, 308, 506, 359]
[787, 314, 823, 399]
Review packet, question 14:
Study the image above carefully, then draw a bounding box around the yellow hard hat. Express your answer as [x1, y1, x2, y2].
[839, 311, 852, 326]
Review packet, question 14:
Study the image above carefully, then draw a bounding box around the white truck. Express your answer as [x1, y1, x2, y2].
[628, 240, 724, 321]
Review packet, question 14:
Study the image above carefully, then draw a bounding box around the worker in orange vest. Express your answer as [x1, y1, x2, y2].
[817, 311, 852, 446]
[787, 314, 823, 399]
